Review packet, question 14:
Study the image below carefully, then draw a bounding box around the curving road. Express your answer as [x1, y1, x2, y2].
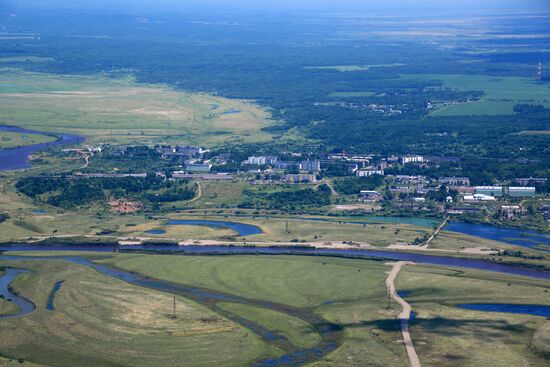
[385, 261, 421, 367]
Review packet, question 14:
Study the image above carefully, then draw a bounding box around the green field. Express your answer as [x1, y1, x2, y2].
[0, 259, 276, 367]
[1, 253, 549, 366]
[328, 91, 376, 98]
[0, 131, 57, 149]
[105, 254, 550, 366]
[398, 265, 550, 367]
[0, 69, 282, 146]
[307, 64, 406, 72]
[94, 254, 410, 366]
[402, 74, 550, 116]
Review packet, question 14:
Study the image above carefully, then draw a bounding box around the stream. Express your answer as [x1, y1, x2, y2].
[0, 268, 36, 319]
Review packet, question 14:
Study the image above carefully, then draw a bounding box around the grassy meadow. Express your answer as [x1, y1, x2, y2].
[104, 254, 550, 366]
[0, 259, 276, 367]
[397, 265, 550, 367]
[1, 253, 549, 366]
[101, 254, 412, 366]
[0, 69, 280, 146]
[0, 131, 56, 149]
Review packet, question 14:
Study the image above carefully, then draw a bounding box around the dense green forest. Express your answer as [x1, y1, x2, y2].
[1, 9, 549, 182]
[16, 175, 196, 208]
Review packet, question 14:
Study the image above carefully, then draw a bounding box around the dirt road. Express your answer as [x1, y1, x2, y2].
[385, 261, 421, 367]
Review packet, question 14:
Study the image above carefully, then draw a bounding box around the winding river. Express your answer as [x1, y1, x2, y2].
[1, 243, 549, 366]
[0, 255, 341, 367]
[0, 268, 36, 319]
[0, 125, 84, 170]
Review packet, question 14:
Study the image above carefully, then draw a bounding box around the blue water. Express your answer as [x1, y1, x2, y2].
[220, 109, 241, 115]
[446, 222, 550, 249]
[0, 125, 85, 170]
[456, 303, 550, 318]
[145, 230, 167, 235]
[32, 209, 48, 214]
[0, 268, 36, 319]
[47, 281, 64, 311]
[397, 290, 412, 298]
[168, 220, 262, 237]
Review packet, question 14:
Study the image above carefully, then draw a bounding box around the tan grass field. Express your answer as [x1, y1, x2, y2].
[0, 69, 286, 146]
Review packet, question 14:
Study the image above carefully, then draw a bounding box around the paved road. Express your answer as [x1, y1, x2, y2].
[385, 261, 421, 367]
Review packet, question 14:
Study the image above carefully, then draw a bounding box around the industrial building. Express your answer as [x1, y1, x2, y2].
[508, 187, 536, 197]
[185, 163, 212, 173]
[475, 186, 504, 197]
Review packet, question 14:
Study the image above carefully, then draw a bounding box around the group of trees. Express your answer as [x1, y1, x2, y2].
[333, 175, 385, 195]
[16, 175, 196, 209]
[244, 184, 332, 210]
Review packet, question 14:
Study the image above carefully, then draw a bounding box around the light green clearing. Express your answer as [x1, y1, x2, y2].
[218, 302, 321, 348]
[402, 73, 550, 116]
[0, 56, 55, 63]
[0, 131, 57, 149]
[307, 63, 406, 72]
[328, 91, 376, 98]
[515, 130, 550, 136]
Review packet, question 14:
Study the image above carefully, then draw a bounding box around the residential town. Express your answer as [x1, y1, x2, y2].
[59, 143, 548, 225]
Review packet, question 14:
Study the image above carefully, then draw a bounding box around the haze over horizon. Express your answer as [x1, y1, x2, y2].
[4, 0, 550, 13]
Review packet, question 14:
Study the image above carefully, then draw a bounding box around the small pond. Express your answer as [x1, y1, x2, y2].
[168, 219, 262, 237]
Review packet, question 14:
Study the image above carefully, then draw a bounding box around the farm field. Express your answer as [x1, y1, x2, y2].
[0, 131, 56, 149]
[402, 74, 550, 116]
[0, 69, 280, 146]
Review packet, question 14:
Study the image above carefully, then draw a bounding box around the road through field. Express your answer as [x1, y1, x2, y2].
[386, 261, 421, 367]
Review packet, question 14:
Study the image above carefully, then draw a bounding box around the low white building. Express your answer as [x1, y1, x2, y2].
[464, 194, 496, 202]
[400, 155, 424, 164]
[356, 169, 384, 177]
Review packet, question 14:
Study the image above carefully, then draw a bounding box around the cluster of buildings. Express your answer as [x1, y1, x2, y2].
[244, 156, 321, 172]
[154, 145, 209, 159]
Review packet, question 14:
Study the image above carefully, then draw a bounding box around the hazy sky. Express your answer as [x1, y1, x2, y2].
[6, 0, 550, 12]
